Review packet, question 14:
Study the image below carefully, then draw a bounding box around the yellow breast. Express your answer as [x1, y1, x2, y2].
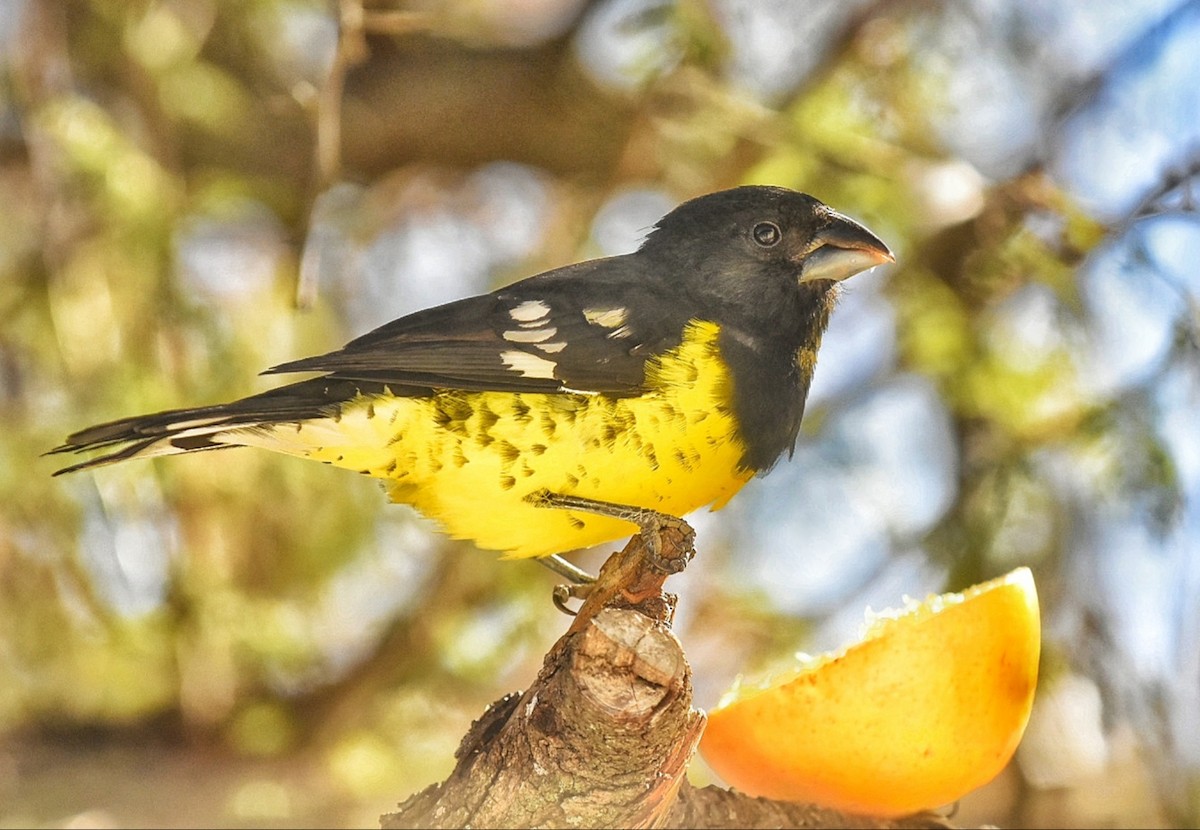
[237, 321, 752, 557]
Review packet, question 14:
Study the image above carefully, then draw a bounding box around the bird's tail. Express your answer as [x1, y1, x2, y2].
[49, 377, 382, 475]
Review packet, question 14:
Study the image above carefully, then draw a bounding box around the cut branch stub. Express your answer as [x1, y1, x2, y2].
[384, 529, 700, 828]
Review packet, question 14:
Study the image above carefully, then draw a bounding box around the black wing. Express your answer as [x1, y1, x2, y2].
[264, 257, 689, 395]
[49, 255, 692, 474]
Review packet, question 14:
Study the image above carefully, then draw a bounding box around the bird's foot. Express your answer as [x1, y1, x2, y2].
[528, 490, 695, 578]
[538, 553, 596, 616]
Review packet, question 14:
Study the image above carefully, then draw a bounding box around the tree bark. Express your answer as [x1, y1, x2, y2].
[382, 528, 955, 829]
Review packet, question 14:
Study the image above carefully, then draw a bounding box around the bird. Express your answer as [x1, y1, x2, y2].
[50, 186, 892, 564]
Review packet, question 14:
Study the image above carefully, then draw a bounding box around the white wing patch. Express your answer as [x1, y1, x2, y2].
[508, 300, 551, 322]
[583, 307, 629, 329]
[503, 326, 558, 344]
[583, 307, 632, 339]
[501, 350, 558, 379]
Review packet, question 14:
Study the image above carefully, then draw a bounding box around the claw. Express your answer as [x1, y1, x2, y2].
[551, 582, 592, 616]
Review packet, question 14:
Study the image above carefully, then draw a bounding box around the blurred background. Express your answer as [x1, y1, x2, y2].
[2, 0, 1198, 827]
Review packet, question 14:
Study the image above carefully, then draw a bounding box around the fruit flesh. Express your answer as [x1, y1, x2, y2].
[699, 567, 1040, 817]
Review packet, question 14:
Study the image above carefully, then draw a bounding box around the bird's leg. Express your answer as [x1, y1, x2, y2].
[539, 553, 596, 585]
[537, 554, 595, 616]
[526, 490, 696, 576]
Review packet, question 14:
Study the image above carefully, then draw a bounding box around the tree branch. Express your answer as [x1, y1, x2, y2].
[381, 530, 956, 829]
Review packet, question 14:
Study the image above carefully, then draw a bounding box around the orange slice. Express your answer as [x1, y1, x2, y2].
[699, 567, 1040, 817]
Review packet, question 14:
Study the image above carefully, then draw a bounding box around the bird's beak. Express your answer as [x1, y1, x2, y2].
[797, 210, 894, 284]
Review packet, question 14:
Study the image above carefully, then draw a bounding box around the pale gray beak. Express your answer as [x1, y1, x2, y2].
[797, 210, 894, 283]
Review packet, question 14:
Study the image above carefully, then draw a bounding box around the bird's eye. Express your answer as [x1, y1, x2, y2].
[752, 221, 781, 248]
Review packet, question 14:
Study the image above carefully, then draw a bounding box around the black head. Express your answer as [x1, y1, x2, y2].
[638, 186, 892, 329]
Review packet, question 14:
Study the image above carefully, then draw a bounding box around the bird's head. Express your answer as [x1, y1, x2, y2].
[639, 186, 893, 325]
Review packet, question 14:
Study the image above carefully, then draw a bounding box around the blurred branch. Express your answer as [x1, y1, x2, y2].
[318, 0, 436, 189]
[315, 1, 358, 191]
[301, 0, 365, 309]
[15, 0, 80, 274]
[381, 530, 954, 830]
[361, 8, 437, 37]
[1129, 152, 1200, 220]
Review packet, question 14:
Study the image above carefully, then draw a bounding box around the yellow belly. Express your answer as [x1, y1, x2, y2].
[235, 321, 752, 557]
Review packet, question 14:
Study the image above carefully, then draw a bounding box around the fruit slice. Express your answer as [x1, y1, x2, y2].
[699, 567, 1040, 817]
